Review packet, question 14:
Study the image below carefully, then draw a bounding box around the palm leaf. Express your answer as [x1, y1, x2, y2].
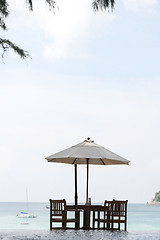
[92, 0, 115, 11]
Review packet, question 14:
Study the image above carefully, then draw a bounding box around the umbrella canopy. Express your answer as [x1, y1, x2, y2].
[46, 138, 130, 204]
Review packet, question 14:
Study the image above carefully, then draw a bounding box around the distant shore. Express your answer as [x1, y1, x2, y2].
[146, 200, 160, 206]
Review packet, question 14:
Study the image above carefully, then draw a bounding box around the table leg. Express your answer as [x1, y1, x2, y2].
[83, 209, 90, 230]
[75, 211, 80, 229]
[86, 209, 90, 230]
[83, 209, 86, 229]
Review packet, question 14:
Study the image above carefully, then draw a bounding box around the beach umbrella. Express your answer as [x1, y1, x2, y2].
[45, 138, 130, 205]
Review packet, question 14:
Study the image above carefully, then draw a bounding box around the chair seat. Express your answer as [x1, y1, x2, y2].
[94, 218, 110, 222]
[51, 218, 66, 222]
[66, 218, 79, 222]
[110, 219, 126, 223]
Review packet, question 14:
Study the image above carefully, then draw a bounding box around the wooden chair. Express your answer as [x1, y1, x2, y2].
[104, 199, 128, 231]
[93, 200, 128, 231]
[50, 199, 80, 230]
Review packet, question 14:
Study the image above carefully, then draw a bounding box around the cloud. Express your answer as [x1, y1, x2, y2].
[6, 0, 115, 60]
[123, 0, 158, 15]
[32, 0, 115, 59]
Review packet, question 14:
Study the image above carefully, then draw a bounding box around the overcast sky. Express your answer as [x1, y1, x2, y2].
[0, 0, 160, 203]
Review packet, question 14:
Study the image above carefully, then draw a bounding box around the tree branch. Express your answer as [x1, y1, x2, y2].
[0, 0, 9, 17]
[26, 0, 56, 11]
[92, 0, 115, 11]
[0, 38, 29, 60]
[0, 0, 114, 60]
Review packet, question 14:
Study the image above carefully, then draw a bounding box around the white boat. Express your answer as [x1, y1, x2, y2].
[17, 211, 37, 218]
[17, 189, 37, 219]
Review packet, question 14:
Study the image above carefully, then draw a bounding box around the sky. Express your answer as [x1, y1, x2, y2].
[0, 0, 160, 204]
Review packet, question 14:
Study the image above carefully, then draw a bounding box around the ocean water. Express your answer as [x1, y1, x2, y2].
[0, 202, 160, 239]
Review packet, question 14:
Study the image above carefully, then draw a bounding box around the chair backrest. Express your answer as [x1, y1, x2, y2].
[50, 199, 66, 216]
[104, 199, 128, 217]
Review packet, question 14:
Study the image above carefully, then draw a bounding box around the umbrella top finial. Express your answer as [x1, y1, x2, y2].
[85, 137, 94, 143]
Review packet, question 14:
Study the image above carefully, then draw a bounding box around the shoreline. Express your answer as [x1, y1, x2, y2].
[146, 200, 160, 206]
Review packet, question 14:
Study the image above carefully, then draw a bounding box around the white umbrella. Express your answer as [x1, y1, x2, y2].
[45, 138, 130, 204]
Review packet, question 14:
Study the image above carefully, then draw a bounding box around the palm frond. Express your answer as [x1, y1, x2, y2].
[0, 38, 29, 59]
[26, 0, 33, 11]
[26, 0, 56, 11]
[0, 17, 7, 30]
[92, 0, 115, 11]
[0, 0, 9, 16]
[0, 0, 9, 30]
[45, 0, 56, 10]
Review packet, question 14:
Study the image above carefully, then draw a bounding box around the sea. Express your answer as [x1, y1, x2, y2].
[0, 202, 160, 240]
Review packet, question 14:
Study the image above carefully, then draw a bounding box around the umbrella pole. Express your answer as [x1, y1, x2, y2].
[74, 164, 78, 205]
[86, 158, 89, 204]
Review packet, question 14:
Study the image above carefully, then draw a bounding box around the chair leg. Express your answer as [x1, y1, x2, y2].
[107, 211, 110, 230]
[75, 211, 80, 229]
[125, 217, 127, 231]
[92, 211, 95, 229]
[97, 211, 100, 229]
[50, 221, 52, 230]
[63, 213, 66, 230]
[103, 211, 106, 229]
[78, 211, 80, 229]
[118, 215, 120, 230]
[111, 216, 113, 230]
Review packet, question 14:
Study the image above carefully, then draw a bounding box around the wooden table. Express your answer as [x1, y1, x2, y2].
[66, 204, 109, 230]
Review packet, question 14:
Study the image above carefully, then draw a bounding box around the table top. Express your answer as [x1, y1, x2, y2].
[66, 204, 108, 210]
